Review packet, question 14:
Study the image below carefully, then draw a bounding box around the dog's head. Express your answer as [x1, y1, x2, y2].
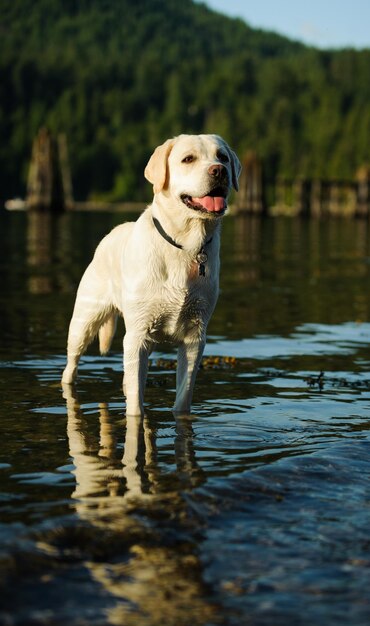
[144, 134, 241, 219]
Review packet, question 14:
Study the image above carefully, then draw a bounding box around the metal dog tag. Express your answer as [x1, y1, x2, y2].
[196, 249, 208, 276]
[196, 250, 208, 265]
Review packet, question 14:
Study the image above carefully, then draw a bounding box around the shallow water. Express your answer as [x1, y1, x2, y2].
[1, 211, 370, 625]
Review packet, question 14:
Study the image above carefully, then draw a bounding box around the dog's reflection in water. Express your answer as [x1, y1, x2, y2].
[62, 386, 213, 625]
[63, 385, 203, 507]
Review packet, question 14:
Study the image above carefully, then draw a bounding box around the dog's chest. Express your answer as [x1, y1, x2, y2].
[146, 285, 212, 342]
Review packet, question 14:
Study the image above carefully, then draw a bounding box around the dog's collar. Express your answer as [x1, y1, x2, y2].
[152, 217, 183, 249]
[152, 217, 212, 277]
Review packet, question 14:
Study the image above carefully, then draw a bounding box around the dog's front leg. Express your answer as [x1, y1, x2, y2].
[123, 333, 151, 416]
[173, 337, 206, 414]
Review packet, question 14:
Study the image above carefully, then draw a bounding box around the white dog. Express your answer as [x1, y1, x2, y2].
[62, 134, 241, 415]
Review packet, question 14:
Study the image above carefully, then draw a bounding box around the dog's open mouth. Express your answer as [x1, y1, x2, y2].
[181, 187, 227, 215]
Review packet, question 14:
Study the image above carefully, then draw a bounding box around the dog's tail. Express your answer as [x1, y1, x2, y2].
[99, 313, 117, 355]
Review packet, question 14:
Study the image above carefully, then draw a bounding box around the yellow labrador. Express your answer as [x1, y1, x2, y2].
[62, 134, 241, 415]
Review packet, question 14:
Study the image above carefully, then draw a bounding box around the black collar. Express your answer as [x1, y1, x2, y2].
[153, 217, 183, 249]
[152, 217, 212, 250]
[152, 216, 213, 277]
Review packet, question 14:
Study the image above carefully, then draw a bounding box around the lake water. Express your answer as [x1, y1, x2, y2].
[1, 210, 370, 625]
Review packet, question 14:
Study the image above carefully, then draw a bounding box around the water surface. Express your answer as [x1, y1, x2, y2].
[1, 211, 370, 625]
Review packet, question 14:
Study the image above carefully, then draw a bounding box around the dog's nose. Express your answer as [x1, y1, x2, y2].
[208, 164, 226, 179]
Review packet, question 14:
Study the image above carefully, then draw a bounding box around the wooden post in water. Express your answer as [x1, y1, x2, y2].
[293, 178, 311, 215]
[328, 181, 341, 216]
[234, 151, 264, 213]
[27, 128, 73, 211]
[356, 165, 370, 217]
[310, 180, 323, 217]
[57, 133, 74, 209]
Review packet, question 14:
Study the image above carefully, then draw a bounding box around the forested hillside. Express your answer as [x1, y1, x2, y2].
[1, 0, 370, 202]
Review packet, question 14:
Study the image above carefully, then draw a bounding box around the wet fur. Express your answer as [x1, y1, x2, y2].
[62, 134, 241, 415]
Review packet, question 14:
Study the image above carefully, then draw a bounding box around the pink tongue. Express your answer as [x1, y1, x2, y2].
[193, 196, 226, 212]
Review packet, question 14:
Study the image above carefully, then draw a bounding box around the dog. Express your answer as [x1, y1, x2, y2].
[62, 134, 241, 415]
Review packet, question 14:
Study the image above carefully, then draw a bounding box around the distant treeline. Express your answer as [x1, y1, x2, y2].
[1, 0, 370, 202]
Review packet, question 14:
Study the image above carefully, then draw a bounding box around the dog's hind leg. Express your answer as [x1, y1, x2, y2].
[62, 292, 112, 385]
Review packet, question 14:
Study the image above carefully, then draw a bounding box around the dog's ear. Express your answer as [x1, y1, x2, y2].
[144, 138, 175, 194]
[226, 146, 242, 191]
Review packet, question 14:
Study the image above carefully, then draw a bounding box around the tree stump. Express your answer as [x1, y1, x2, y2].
[356, 165, 370, 217]
[234, 151, 265, 213]
[27, 128, 73, 211]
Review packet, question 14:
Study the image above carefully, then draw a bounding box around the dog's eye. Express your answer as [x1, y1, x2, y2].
[217, 151, 229, 163]
[182, 155, 195, 164]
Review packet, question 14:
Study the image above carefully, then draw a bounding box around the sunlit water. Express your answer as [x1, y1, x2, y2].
[1, 211, 370, 625]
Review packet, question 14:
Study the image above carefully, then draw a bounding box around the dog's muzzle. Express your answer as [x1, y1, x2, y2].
[181, 163, 229, 215]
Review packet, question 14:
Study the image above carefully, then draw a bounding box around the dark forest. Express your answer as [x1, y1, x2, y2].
[1, 0, 370, 201]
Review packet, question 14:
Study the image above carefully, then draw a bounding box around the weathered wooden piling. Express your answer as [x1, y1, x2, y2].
[310, 180, 323, 217]
[327, 181, 357, 217]
[293, 178, 311, 215]
[356, 165, 370, 217]
[232, 150, 370, 217]
[309, 180, 358, 217]
[234, 151, 265, 214]
[27, 128, 73, 211]
[57, 133, 74, 209]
